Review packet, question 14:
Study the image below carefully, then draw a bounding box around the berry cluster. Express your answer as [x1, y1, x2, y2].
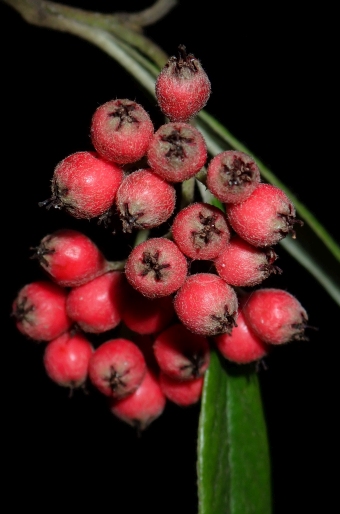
[12, 46, 308, 432]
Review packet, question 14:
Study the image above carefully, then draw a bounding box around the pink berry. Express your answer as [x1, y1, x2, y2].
[207, 150, 261, 204]
[147, 122, 207, 182]
[171, 202, 230, 260]
[159, 372, 204, 407]
[39, 151, 124, 219]
[214, 235, 282, 287]
[115, 169, 176, 233]
[66, 271, 124, 334]
[214, 308, 270, 364]
[12, 280, 72, 342]
[155, 45, 211, 122]
[125, 237, 188, 298]
[110, 369, 166, 432]
[43, 331, 93, 389]
[174, 273, 238, 336]
[90, 99, 154, 164]
[227, 183, 302, 247]
[153, 323, 210, 380]
[30, 229, 113, 287]
[242, 288, 308, 344]
[88, 338, 146, 398]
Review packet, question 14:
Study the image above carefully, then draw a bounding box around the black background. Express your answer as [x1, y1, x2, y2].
[1, 1, 338, 512]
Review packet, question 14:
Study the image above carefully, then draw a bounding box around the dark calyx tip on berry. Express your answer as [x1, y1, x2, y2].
[104, 365, 127, 394]
[222, 156, 256, 187]
[277, 213, 304, 239]
[211, 309, 238, 335]
[191, 213, 221, 248]
[12, 296, 35, 322]
[121, 203, 144, 233]
[29, 238, 55, 267]
[108, 101, 139, 129]
[168, 44, 199, 74]
[140, 251, 170, 281]
[258, 248, 283, 277]
[161, 129, 193, 160]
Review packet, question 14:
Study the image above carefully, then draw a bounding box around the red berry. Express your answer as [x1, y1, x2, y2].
[155, 45, 211, 122]
[227, 183, 301, 247]
[30, 229, 113, 287]
[214, 308, 270, 364]
[90, 99, 154, 164]
[242, 288, 308, 344]
[207, 150, 261, 204]
[88, 338, 146, 398]
[40, 151, 124, 219]
[110, 369, 166, 432]
[147, 122, 207, 182]
[171, 202, 230, 260]
[159, 372, 204, 407]
[153, 323, 210, 380]
[125, 237, 188, 298]
[12, 280, 72, 342]
[174, 273, 238, 336]
[115, 169, 176, 233]
[214, 235, 282, 287]
[66, 271, 124, 334]
[43, 332, 93, 389]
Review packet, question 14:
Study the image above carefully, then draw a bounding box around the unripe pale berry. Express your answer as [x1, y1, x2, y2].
[110, 369, 166, 432]
[242, 288, 308, 344]
[214, 235, 282, 287]
[66, 271, 124, 334]
[207, 150, 261, 204]
[115, 169, 176, 233]
[30, 229, 112, 287]
[12, 280, 72, 342]
[90, 99, 154, 164]
[171, 202, 230, 260]
[40, 151, 124, 219]
[227, 183, 302, 247]
[214, 308, 270, 364]
[153, 323, 210, 380]
[155, 45, 211, 122]
[147, 122, 207, 182]
[125, 237, 188, 298]
[174, 273, 238, 336]
[159, 371, 204, 407]
[43, 332, 93, 389]
[88, 338, 146, 398]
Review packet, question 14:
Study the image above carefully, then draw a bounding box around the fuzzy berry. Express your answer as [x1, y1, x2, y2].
[153, 323, 210, 380]
[155, 45, 211, 122]
[171, 202, 230, 260]
[43, 332, 93, 389]
[115, 169, 176, 233]
[125, 237, 188, 298]
[207, 150, 261, 204]
[12, 281, 72, 342]
[110, 369, 166, 432]
[214, 235, 282, 287]
[88, 338, 146, 398]
[30, 229, 113, 287]
[174, 273, 238, 336]
[226, 183, 302, 247]
[66, 271, 124, 334]
[147, 122, 207, 182]
[39, 151, 124, 219]
[214, 308, 270, 364]
[159, 372, 204, 407]
[242, 288, 308, 344]
[90, 99, 154, 164]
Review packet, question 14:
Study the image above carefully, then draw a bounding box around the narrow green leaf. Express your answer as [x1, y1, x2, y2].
[198, 350, 271, 514]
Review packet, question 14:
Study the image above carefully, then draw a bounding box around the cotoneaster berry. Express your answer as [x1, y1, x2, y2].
[30, 229, 113, 287]
[207, 150, 261, 204]
[115, 169, 176, 233]
[227, 183, 302, 247]
[90, 98, 154, 165]
[174, 273, 238, 336]
[125, 237, 188, 298]
[155, 45, 211, 122]
[242, 288, 308, 344]
[147, 122, 207, 182]
[12, 280, 72, 342]
[159, 372, 204, 407]
[39, 151, 124, 219]
[171, 202, 230, 260]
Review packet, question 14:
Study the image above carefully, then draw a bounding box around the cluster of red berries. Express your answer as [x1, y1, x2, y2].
[11, 45, 308, 432]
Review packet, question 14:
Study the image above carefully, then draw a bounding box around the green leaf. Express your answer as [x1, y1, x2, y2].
[197, 349, 271, 514]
